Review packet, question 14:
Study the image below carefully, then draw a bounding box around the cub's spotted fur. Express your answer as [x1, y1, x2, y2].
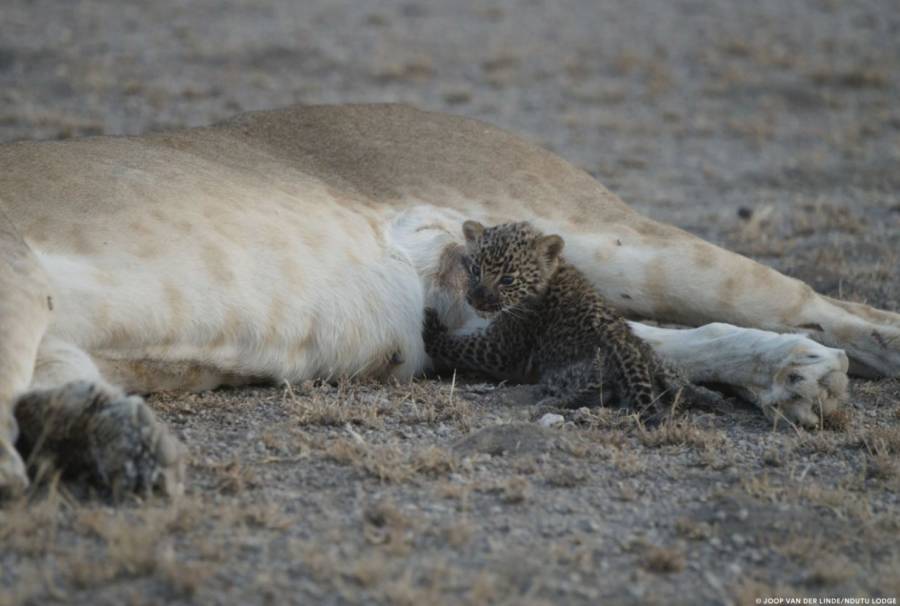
[423, 221, 720, 419]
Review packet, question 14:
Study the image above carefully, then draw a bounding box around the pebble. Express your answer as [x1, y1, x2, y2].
[538, 413, 565, 428]
[577, 518, 600, 533]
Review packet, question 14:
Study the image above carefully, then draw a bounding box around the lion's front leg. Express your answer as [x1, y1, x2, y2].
[0, 207, 53, 498]
[14, 339, 185, 498]
[561, 217, 900, 379]
[630, 322, 849, 428]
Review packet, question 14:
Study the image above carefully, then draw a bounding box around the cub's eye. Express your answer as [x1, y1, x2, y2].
[463, 257, 479, 274]
[498, 275, 514, 286]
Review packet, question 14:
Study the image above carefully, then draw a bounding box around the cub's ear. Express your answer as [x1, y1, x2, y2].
[538, 234, 565, 263]
[462, 220, 485, 243]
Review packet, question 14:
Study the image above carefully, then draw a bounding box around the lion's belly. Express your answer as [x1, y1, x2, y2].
[30, 188, 428, 389]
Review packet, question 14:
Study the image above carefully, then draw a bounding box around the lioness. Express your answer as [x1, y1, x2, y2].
[2, 104, 896, 497]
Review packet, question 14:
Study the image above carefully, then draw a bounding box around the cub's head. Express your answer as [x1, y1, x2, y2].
[461, 220, 564, 313]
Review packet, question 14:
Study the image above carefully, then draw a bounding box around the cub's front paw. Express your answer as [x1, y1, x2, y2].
[422, 307, 449, 352]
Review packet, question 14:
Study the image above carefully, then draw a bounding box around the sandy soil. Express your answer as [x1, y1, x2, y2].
[1, 0, 899, 604]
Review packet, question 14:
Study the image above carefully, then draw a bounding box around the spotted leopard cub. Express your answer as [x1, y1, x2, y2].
[423, 220, 721, 420]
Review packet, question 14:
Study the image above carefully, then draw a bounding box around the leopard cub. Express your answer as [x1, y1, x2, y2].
[423, 220, 720, 420]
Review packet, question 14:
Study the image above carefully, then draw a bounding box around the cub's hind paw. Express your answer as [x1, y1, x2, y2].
[16, 382, 185, 499]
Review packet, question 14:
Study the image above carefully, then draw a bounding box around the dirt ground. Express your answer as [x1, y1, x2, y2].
[1, 0, 899, 604]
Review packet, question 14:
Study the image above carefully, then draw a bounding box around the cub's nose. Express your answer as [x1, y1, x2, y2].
[466, 285, 488, 309]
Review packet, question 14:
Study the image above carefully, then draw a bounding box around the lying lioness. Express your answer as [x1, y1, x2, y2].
[2, 104, 894, 497]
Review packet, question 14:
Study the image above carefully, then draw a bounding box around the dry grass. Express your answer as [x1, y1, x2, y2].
[65, 499, 215, 597]
[206, 458, 259, 495]
[500, 476, 531, 504]
[436, 480, 473, 510]
[732, 578, 804, 606]
[0, 483, 66, 556]
[394, 379, 475, 431]
[609, 449, 648, 477]
[774, 533, 836, 566]
[372, 56, 435, 82]
[283, 380, 389, 428]
[865, 452, 898, 482]
[795, 431, 843, 455]
[544, 467, 587, 488]
[571, 406, 636, 432]
[440, 520, 474, 548]
[637, 420, 726, 450]
[641, 545, 686, 574]
[674, 517, 713, 541]
[737, 472, 879, 522]
[363, 500, 416, 554]
[762, 446, 786, 467]
[863, 425, 900, 455]
[804, 555, 857, 587]
[808, 65, 890, 89]
[323, 435, 457, 484]
[551, 535, 600, 574]
[823, 408, 852, 432]
[476, 475, 533, 504]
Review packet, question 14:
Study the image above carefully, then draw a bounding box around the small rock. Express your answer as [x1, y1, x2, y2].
[452, 423, 558, 457]
[577, 518, 600, 533]
[538, 413, 565, 428]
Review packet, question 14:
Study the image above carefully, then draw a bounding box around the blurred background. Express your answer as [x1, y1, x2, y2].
[2, 0, 898, 305]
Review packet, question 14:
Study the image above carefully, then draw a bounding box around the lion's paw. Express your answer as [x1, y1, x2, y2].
[16, 381, 185, 499]
[747, 340, 849, 429]
[0, 436, 28, 500]
[82, 389, 185, 499]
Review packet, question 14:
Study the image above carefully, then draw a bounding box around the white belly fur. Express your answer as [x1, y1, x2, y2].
[32, 199, 471, 389]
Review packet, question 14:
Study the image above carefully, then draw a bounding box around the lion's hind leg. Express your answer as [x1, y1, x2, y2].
[14, 339, 185, 498]
[630, 322, 849, 429]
